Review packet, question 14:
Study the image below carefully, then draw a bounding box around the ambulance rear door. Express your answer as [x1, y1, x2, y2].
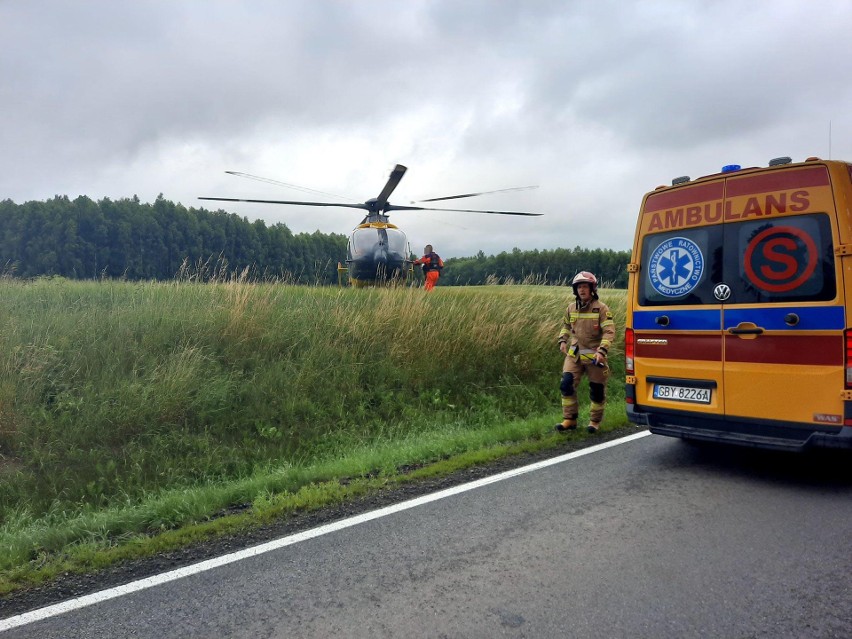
[719, 165, 844, 429]
[633, 181, 726, 418]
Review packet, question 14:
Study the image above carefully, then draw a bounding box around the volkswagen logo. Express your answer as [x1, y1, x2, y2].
[714, 283, 731, 301]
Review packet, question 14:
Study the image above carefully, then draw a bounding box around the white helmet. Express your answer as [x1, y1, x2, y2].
[571, 271, 598, 296]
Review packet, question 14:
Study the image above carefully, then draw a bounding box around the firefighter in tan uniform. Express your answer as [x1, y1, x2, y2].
[556, 271, 616, 433]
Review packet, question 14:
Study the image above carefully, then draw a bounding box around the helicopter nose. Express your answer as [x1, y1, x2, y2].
[373, 246, 389, 264]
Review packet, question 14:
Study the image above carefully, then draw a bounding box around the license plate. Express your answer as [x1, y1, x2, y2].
[653, 384, 711, 404]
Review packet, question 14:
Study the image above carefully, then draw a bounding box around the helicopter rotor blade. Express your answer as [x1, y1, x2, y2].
[386, 204, 541, 216]
[375, 164, 408, 210]
[199, 196, 369, 210]
[225, 171, 352, 201]
[413, 185, 538, 203]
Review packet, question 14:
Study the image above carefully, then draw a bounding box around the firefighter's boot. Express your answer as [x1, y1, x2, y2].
[555, 419, 577, 433]
[556, 396, 578, 432]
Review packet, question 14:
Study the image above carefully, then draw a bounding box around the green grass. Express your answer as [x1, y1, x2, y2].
[0, 278, 628, 594]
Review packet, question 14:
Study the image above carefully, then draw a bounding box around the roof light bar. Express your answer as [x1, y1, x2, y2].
[768, 156, 792, 166]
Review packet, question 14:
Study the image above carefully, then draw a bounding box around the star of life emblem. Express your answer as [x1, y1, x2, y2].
[648, 237, 705, 298]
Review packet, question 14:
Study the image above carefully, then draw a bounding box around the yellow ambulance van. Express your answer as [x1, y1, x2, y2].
[625, 156, 852, 451]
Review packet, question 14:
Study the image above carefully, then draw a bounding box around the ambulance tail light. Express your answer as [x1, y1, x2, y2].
[625, 328, 635, 375]
[846, 329, 852, 387]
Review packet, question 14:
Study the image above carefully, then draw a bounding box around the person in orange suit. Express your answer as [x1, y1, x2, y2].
[413, 244, 444, 291]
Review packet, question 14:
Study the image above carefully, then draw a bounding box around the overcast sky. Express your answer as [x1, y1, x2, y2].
[2, 1, 851, 258]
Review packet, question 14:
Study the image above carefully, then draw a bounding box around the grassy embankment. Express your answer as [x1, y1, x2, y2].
[0, 278, 628, 594]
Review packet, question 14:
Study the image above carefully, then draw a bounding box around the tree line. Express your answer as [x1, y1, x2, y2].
[0, 196, 630, 287]
[0, 195, 348, 283]
[444, 247, 629, 288]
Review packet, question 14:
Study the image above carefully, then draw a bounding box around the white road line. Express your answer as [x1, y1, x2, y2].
[0, 430, 651, 632]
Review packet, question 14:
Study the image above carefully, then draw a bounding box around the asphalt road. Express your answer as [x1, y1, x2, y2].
[2, 432, 850, 638]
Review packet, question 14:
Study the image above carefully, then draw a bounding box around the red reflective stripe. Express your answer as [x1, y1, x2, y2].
[643, 182, 724, 214]
[635, 333, 843, 366]
[642, 166, 831, 215]
[725, 166, 829, 197]
[724, 335, 842, 366]
[635, 334, 722, 361]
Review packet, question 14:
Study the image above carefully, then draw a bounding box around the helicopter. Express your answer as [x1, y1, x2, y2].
[199, 164, 541, 287]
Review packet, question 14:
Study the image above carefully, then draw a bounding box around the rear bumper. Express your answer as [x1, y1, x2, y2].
[627, 404, 852, 452]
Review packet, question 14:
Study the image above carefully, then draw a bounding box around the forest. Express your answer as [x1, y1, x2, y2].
[0, 196, 630, 287]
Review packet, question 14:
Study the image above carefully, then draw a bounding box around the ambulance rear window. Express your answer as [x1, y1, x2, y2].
[724, 213, 835, 304]
[638, 213, 836, 306]
[639, 226, 722, 306]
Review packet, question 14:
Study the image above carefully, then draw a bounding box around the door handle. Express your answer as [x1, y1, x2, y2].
[728, 322, 764, 335]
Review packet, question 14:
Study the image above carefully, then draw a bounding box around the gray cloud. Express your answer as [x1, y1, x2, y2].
[2, 0, 851, 258]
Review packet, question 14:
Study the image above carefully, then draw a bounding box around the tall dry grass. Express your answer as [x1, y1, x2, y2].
[0, 278, 626, 574]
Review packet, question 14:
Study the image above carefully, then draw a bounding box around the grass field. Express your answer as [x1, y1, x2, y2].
[0, 278, 628, 593]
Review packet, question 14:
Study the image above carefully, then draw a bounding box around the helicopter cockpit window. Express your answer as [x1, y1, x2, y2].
[385, 229, 408, 253]
[350, 229, 377, 256]
[350, 228, 408, 256]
